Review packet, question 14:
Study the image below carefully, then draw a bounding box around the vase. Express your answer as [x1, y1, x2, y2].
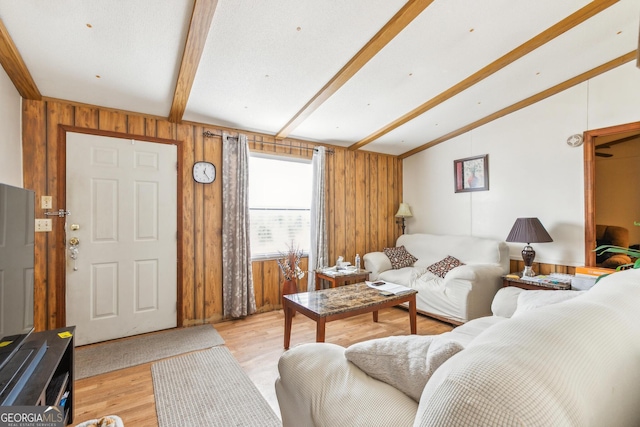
[282, 278, 298, 317]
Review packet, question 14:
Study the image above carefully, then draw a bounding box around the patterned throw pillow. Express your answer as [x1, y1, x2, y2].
[427, 255, 464, 278]
[383, 246, 418, 269]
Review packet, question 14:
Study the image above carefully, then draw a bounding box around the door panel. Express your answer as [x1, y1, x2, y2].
[66, 132, 177, 345]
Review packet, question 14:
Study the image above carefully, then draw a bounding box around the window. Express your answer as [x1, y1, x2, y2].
[249, 154, 312, 258]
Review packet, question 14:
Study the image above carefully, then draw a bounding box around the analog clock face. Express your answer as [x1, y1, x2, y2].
[193, 161, 216, 183]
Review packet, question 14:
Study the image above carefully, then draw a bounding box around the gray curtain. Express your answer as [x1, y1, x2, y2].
[308, 146, 328, 291]
[222, 132, 256, 317]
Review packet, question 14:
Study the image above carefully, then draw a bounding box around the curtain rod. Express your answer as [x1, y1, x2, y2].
[203, 130, 333, 154]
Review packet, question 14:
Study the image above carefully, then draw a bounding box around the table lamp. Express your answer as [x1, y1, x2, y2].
[506, 217, 553, 277]
[395, 203, 413, 234]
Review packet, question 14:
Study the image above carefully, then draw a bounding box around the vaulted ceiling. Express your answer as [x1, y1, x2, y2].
[0, 0, 637, 157]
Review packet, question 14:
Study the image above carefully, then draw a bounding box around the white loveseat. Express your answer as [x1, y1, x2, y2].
[364, 233, 509, 324]
[275, 269, 640, 427]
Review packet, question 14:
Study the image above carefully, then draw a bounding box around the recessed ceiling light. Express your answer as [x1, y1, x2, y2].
[296, 26, 301, 31]
[265, 74, 269, 78]
[469, 28, 474, 32]
[86, 23, 92, 28]
[409, 73, 413, 76]
[95, 75, 101, 79]
[536, 71, 541, 75]
[617, 30, 622, 35]
[477, 101, 481, 104]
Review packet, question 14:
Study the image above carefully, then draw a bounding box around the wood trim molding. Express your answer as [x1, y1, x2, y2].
[583, 120, 640, 266]
[350, 0, 619, 151]
[168, 0, 219, 123]
[400, 51, 636, 159]
[55, 125, 185, 328]
[58, 125, 179, 145]
[0, 17, 41, 99]
[275, 0, 435, 140]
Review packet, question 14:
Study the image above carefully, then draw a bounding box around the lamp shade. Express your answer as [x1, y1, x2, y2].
[395, 203, 413, 218]
[506, 218, 553, 244]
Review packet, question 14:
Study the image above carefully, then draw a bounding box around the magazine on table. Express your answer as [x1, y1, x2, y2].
[319, 265, 356, 276]
[365, 280, 412, 294]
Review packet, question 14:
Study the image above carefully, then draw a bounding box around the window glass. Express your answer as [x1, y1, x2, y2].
[249, 154, 312, 258]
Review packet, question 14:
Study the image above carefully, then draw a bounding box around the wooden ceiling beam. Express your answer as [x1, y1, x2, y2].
[350, 0, 619, 151]
[274, 0, 435, 140]
[168, 0, 218, 123]
[399, 51, 637, 159]
[0, 18, 41, 100]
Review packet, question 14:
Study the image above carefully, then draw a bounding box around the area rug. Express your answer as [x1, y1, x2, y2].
[152, 347, 281, 427]
[76, 325, 225, 379]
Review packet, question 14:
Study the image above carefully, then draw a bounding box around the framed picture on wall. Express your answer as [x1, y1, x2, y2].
[454, 154, 489, 193]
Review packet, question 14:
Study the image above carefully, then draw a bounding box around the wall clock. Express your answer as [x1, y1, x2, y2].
[193, 161, 216, 183]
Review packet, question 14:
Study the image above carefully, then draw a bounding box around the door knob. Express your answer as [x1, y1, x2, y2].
[69, 237, 80, 246]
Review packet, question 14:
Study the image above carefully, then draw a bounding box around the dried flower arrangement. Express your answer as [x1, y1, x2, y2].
[277, 242, 306, 281]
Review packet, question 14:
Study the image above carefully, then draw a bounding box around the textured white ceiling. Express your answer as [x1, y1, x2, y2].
[0, 0, 637, 156]
[368, 0, 640, 155]
[183, 0, 407, 132]
[0, 0, 193, 116]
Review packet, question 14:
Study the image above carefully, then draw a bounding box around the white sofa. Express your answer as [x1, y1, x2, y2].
[275, 268, 640, 427]
[364, 233, 510, 324]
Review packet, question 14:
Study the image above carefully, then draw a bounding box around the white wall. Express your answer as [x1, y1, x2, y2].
[403, 62, 640, 267]
[0, 67, 22, 187]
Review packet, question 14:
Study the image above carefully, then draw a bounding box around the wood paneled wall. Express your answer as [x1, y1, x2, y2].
[509, 260, 576, 276]
[22, 98, 403, 331]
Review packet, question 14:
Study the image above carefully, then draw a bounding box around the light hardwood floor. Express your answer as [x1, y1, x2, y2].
[74, 308, 453, 426]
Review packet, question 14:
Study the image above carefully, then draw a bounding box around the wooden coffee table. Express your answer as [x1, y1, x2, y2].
[283, 282, 417, 349]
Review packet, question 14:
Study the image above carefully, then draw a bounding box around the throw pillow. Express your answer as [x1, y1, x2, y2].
[383, 246, 418, 269]
[425, 336, 464, 378]
[426, 255, 464, 278]
[344, 335, 464, 402]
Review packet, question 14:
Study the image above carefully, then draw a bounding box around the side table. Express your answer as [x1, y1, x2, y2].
[315, 268, 370, 290]
[502, 273, 571, 291]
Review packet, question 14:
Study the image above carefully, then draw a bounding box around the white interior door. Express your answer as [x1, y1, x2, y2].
[66, 133, 177, 346]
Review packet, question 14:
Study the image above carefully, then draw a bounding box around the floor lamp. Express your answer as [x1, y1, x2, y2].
[395, 203, 413, 234]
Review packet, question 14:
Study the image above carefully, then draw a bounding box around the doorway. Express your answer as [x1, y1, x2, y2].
[583, 120, 640, 266]
[64, 131, 178, 345]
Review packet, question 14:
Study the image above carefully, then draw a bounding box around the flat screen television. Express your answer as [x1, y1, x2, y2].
[0, 183, 35, 372]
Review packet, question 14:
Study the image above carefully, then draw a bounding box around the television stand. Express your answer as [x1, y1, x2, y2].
[0, 326, 75, 425]
[0, 340, 47, 404]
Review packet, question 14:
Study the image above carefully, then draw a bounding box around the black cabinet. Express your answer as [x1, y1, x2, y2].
[0, 326, 74, 425]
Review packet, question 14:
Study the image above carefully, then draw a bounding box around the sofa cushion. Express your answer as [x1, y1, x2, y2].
[512, 290, 585, 317]
[415, 270, 640, 427]
[426, 255, 464, 278]
[378, 266, 420, 286]
[397, 233, 509, 269]
[275, 343, 418, 427]
[490, 286, 524, 318]
[383, 245, 418, 269]
[344, 335, 463, 402]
